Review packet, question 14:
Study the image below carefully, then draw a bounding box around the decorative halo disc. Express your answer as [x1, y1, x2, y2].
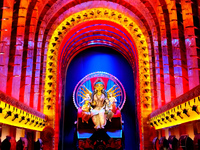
[73, 71, 126, 110]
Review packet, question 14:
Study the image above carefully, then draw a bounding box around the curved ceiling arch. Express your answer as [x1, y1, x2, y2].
[53, 12, 144, 73]
[36, 0, 159, 61]
[58, 22, 138, 69]
[62, 33, 132, 62]
[59, 22, 137, 66]
[60, 22, 136, 51]
[62, 40, 133, 70]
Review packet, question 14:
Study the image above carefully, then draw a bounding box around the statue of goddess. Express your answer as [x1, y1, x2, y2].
[90, 78, 107, 129]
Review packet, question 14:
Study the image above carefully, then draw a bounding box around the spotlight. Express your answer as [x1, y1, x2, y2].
[48, 62, 53, 66]
[47, 105, 51, 110]
[48, 82, 53, 87]
[46, 97, 51, 102]
[12, 114, 19, 121]
[54, 37, 59, 41]
[47, 90, 52, 94]
[4, 111, 12, 119]
[161, 117, 167, 123]
[118, 14, 122, 18]
[154, 121, 158, 126]
[171, 114, 177, 120]
[157, 119, 163, 125]
[71, 18, 75, 22]
[165, 116, 171, 122]
[150, 122, 154, 127]
[183, 109, 190, 117]
[62, 26, 66, 30]
[19, 116, 25, 123]
[48, 75, 53, 80]
[129, 23, 133, 27]
[83, 13, 88, 17]
[34, 121, 38, 127]
[177, 111, 183, 119]
[48, 68, 53, 73]
[66, 22, 70, 25]
[52, 43, 56, 47]
[25, 118, 30, 124]
[50, 49, 55, 54]
[192, 105, 200, 114]
[76, 15, 81, 19]
[49, 55, 54, 60]
[29, 120, 34, 125]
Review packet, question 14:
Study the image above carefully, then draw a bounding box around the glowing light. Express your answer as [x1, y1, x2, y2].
[149, 96, 200, 130]
[0, 100, 46, 131]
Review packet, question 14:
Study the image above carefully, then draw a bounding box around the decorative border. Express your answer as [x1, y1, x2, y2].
[0, 91, 45, 119]
[0, 90, 46, 131]
[149, 85, 200, 129]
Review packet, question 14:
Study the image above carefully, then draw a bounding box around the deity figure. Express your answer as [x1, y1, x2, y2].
[81, 94, 92, 123]
[77, 77, 122, 129]
[90, 79, 107, 129]
[105, 93, 117, 121]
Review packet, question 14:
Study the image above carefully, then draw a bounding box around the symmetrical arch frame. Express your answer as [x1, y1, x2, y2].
[44, 8, 152, 149]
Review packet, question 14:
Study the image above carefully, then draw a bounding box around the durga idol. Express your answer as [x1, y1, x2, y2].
[90, 78, 107, 129]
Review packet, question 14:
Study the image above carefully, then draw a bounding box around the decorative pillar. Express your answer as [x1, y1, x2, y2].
[35, 131, 40, 141]
[1, 125, 10, 141]
[16, 128, 25, 142]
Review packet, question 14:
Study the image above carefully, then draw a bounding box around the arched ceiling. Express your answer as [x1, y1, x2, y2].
[1, 0, 199, 149]
[59, 20, 137, 69]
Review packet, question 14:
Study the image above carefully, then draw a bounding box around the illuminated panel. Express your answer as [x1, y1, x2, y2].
[150, 96, 200, 129]
[11, 0, 29, 100]
[149, 85, 200, 129]
[158, 0, 177, 106]
[168, 0, 184, 97]
[156, 4, 172, 106]
[181, 0, 199, 89]
[0, 0, 14, 92]
[19, 1, 39, 108]
[0, 91, 46, 131]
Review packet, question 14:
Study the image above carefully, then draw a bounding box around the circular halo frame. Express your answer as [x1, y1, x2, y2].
[73, 71, 126, 110]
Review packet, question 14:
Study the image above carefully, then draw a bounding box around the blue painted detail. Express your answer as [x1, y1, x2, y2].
[77, 131, 94, 139]
[106, 130, 122, 138]
[61, 46, 139, 150]
[77, 130, 122, 139]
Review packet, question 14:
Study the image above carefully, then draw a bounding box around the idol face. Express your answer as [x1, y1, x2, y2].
[94, 82, 104, 91]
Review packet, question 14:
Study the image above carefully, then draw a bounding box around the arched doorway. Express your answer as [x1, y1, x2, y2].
[61, 46, 139, 149]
